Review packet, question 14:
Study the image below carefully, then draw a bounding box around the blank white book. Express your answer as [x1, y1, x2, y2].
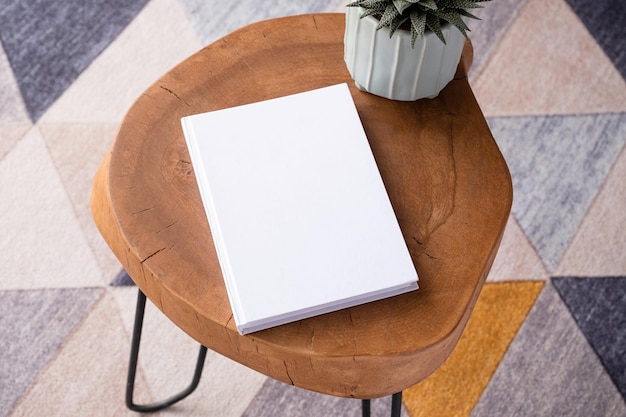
[181, 83, 418, 335]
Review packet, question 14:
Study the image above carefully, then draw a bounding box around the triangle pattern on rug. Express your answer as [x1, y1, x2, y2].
[487, 216, 548, 281]
[0, 288, 103, 417]
[111, 269, 135, 287]
[38, 123, 122, 280]
[471, 282, 626, 416]
[38, 0, 203, 125]
[564, 0, 626, 82]
[466, 0, 528, 81]
[472, 0, 626, 117]
[0, 127, 103, 289]
[487, 113, 626, 272]
[552, 276, 626, 401]
[241, 377, 409, 417]
[555, 145, 626, 276]
[6, 289, 154, 416]
[403, 282, 544, 417]
[0, 0, 150, 122]
[0, 42, 29, 125]
[181, 0, 348, 46]
[0, 125, 29, 161]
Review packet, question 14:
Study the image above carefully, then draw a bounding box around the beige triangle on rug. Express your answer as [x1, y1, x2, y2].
[0, 124, 30, 161]
[39, 0, 203, 124]
[472, 0, 626, 117]
[7, 290, 150, 417]
[488, 215, 549, 281]
[39, 123, 122, 282]
[555, 144, 626, 276]
[0, 127, 102, 289]
[111, 287, 267, 417]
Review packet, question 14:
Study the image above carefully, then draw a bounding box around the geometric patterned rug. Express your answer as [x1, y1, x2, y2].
[1, 0, 625, 416]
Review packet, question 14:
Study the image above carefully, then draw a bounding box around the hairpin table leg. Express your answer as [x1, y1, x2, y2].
[391, 391, 402, 417]
[362, 391, 402, 417]
[362, 399, 371, 417]
[126, 289, 207, 412]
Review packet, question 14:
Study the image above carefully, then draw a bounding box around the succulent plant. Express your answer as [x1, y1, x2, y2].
[346, 0, 492, 47]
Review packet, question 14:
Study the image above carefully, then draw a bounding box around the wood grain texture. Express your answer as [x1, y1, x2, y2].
[91, 14, 512, 399]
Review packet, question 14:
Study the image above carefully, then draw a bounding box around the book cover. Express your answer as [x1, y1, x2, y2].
[181, 83, 418, 335]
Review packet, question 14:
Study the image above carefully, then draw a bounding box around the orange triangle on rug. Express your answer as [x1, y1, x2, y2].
[403, 281, 544, 417]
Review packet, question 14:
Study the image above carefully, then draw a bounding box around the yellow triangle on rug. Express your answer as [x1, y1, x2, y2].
[403, 281, 544, 417]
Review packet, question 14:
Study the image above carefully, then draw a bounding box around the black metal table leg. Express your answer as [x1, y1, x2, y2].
[126, 289, 207, 412]
[362, 399, 371, 417]
[362, 392, 402, 417]
[127, 288, 401, 414]
[391, 391, 402, 417]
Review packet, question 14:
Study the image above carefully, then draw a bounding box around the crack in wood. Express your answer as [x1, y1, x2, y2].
[159, 85, 190, 107]
[132, 204, 160, 215]
[140, 246, 167, 263]
[283, 361, 295, 385]
[157, 220, 180, 234]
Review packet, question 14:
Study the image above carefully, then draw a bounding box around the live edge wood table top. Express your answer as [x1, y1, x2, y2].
[91, 13, 512, 399]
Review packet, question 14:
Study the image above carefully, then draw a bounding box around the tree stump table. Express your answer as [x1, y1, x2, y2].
[91, 12, 512, 414]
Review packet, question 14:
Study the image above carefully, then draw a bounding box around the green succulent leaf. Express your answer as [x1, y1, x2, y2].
[389, 15, 410, 37]
[347, 0, 493, 46]
[418, 0, 438, 10]
[377, 4, 401, 30]
[458, 9, 480, 20]
[432, 9, 470, 36]
[439, 0, 483, 8]
[409, 10, 427, 46]
[425, 12, 445, 44]
[346, 0, 387, 11]
[392, 0, 412, 14]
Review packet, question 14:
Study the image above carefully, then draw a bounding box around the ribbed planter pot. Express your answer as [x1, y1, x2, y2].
[343, 6, 466, 101]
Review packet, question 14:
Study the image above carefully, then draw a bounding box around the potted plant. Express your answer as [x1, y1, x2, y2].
[344, 0, 492, 101]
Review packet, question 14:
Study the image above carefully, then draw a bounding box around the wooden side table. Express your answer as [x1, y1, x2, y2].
[91, 13, 512, 415]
